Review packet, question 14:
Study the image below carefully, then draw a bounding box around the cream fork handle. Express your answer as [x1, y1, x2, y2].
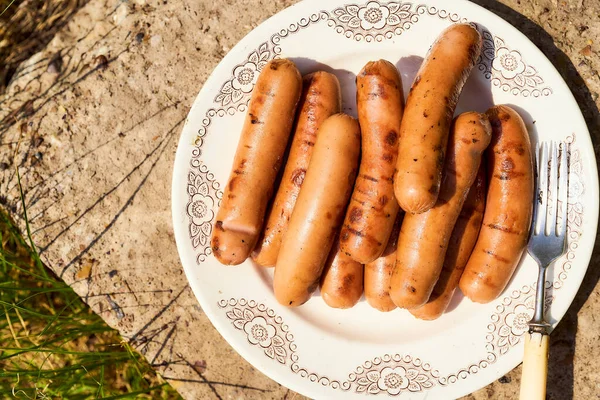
[519, 332, 549, 400]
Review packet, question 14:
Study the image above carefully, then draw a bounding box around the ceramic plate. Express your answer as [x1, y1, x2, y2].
[172, 0, 599, 398]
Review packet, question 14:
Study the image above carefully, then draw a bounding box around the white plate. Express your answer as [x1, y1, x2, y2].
[171, 0, 599, 398]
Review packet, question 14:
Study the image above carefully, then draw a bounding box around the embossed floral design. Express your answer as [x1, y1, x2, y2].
[244, 316, 276, 347]
[232, 62, 259, 92]
[187, 193, 214, 226]
[358, 2, 390, 30]
[377, 367, 410, 394]
[352, 355, 435, 394]
[567, 146, 584, 227]
[492, 48, 525, 79]
[187, 170, 216, 249]
[214, 42, 273, 107]
[478, 31, 551, 96]
[504, 303, 533, 336]
[328, 1, 416, 42]
[222, 301, 288, 364]
[494, 293, 554, 355]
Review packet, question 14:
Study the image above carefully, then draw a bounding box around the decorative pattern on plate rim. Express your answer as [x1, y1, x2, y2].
[218, 298, 352, 391]
[222, 299, 289, 364]
[186, 115, 224, 263]
[213, 42, 275, 108]
[271, 12, 328, 55]
[414, 4, 466, 22]
[349, 355, 435, 394]
[216, 288, 553, 395]
[477, 30, 552, 97]
[327, 1, 419, 42]
[486, 286, 554, 357]
[216, 293, 526, 395]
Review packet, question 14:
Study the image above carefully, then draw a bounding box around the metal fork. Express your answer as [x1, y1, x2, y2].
[519, 141, 569, 400]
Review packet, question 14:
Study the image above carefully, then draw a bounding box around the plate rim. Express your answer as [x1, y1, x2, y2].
[171, 0, 600, 398]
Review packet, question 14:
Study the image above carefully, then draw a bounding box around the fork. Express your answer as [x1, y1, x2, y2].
[519, 141, 569, 400]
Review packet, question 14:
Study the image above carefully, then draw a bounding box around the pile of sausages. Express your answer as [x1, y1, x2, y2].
[211, 23, 534, 320]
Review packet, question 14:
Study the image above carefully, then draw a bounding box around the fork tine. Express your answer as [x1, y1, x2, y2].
[559, 142, 569, 237]
[548, 141, 559, 236]
[535, 142, 549, 236]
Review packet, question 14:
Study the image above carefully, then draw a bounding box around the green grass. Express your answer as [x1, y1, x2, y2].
[1, 1, 180, 397]
[0, 205, 181, 398]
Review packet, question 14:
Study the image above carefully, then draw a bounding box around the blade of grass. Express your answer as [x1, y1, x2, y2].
[97, 364, 105, 398]
[0, 0, 16, 17]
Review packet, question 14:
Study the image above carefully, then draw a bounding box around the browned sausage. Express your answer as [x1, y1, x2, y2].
[394, 24, 482, 214]
[340, 60, 404, 264]
[320, 235, 364, 309]
[410, 165, 486, 320]
[274, 114, 361, 307]
[252, 72, 342, 267]
[364, 213, 403, 312]
[390, 112, 491, 309]
[211, 59, 302, 265]
[459, 105, 534, 303]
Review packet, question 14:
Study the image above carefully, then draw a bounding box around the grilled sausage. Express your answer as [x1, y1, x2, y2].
[252, 72, 342, 266]
[274, 114, 361, 307]
[390, 112, 491, 309]
[364, 213, 403, 312]
[459, 105, 534, 303]
[211, 59, 302, 265]
[320, 235, 364, 309]
[340, 60, 404, 264]
[410, 165, 486, 320]
[394, 24, 482, 214]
